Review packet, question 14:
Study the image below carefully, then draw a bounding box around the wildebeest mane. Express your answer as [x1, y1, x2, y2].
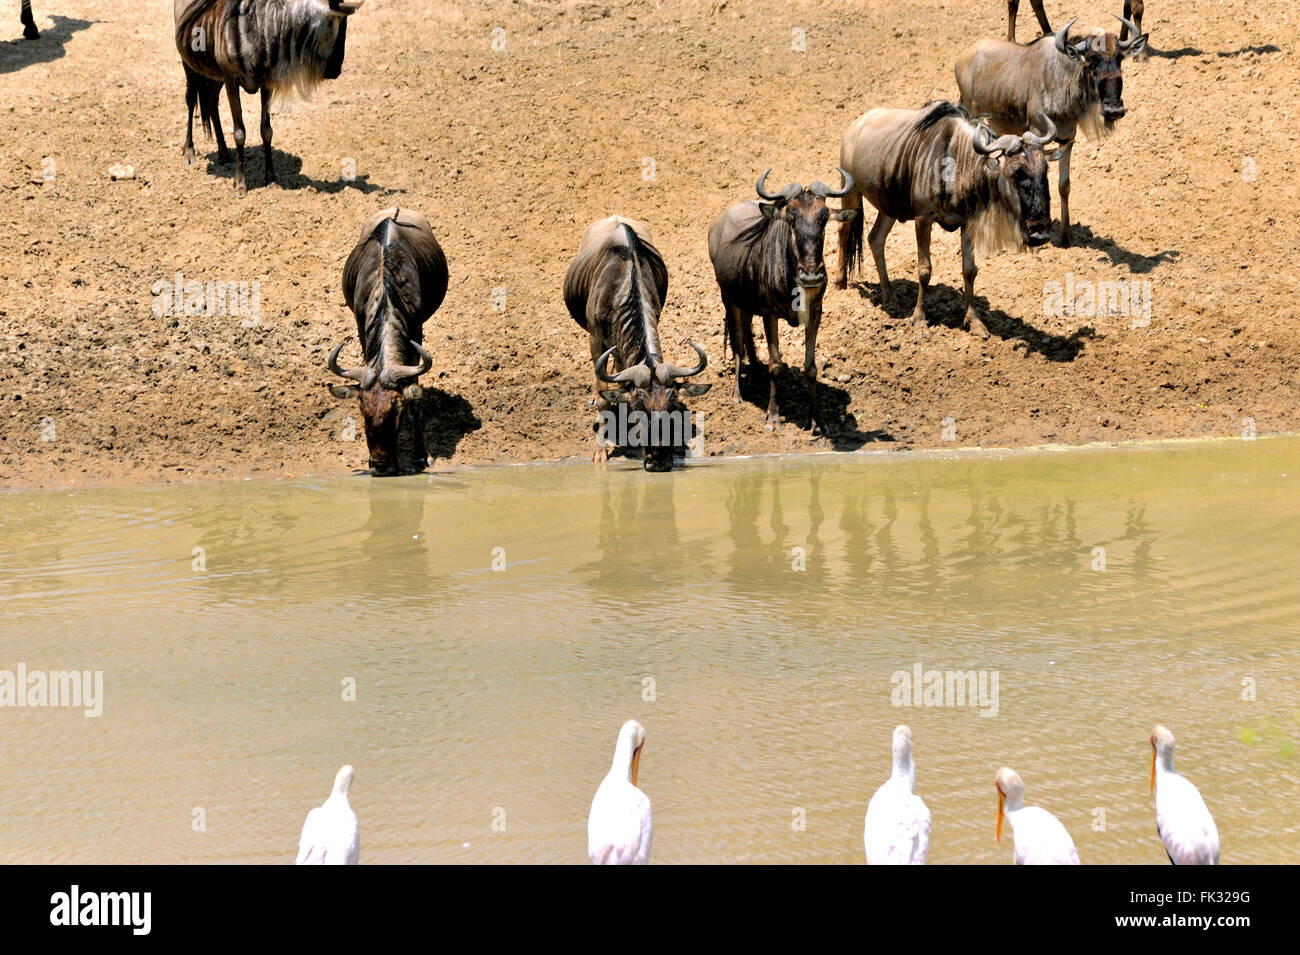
[608, 224, 668, 368]
[731, 211, 793, 314]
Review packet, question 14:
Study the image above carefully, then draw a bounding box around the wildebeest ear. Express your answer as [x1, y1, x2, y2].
[329, 384, 358, 399]
[676, 383, 712, 397]
[598, 390, 626, 404]
[831, 208, 859, 222]
[759, 202, 786, 221]
[1122, 34, 1148, 58]
[1046, 148, 1062, 162]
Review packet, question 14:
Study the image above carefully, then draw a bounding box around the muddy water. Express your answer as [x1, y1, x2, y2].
[0, 439, 1297, 864]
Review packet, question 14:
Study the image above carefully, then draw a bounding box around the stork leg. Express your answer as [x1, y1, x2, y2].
[225, 80, 247, 197]
[867, 212, 897, 309]
[762, 312, 783, 431]
[912, 217, 933, 336]
[959, 225, 988, 338]
[260, 87, 277, 185]
[1057, 141, 1074, 247]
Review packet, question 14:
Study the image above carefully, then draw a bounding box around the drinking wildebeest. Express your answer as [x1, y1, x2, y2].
[326, 208, 448, 476]
[18, 0, 37, 38]
[564, 216, 710, 472]
[174, 0, 363, 197]
[832, 102, 1058, 338]
[956, 16, 1146, 247]
[707, 171, 857, 434]
[1006, 0, 1052, 42]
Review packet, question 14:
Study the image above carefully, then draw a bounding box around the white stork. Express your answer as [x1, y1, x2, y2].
[296, 764, 360, 865]
[864, 725, 931, 864]
[995, 766, 1080, 864]
[587, 720, 653, 865]
[1151, 724, 1220, 864]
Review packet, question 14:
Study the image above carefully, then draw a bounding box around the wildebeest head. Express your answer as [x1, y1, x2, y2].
[1055, 16, 1146, 122]
[326, 338, 432, 475]
[755, 169, 859, 290]
[973, 114, 1060, 246]
[596, 341, 711, 472]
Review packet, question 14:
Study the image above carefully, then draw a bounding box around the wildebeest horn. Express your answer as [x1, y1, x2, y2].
[972, 122, 1024, 156]
[808, 168, 854, 199]
[654, 340, 708, 384]
[755, 169, 782, 201]
[596, 346, 653, 388]
[327, 340, 376, 389]
[1053, 17, 1078, 53]
[1114, 14, 1142, 49]
[328, 0, 365, 14]
[1023, 114, 1058, 147]
[378, 340, 433, 388]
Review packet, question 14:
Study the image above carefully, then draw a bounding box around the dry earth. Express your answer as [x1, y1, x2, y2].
[1, 0, 1297, 487]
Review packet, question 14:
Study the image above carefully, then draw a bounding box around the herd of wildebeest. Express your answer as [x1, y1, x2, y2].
[16, 1, 1152, 474]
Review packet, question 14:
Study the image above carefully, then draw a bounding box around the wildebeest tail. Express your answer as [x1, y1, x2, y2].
[844, 199, 864, 277]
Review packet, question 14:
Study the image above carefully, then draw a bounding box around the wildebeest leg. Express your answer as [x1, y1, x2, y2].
[912, 217, 933, 336]
[724, 303, 751, 403]
[589, 337, 613, 467]
[803, 308, 826, 436]
[260, 87, 277, 186]
[1030, 0, 1052, 37]
[225, 80, 248, 197]
[762, 312, 783, 431]
[959, 226, 988, 338]
[207, 84, 231, 163]
[1123, 0, 1147, 60]
[868, 212, 897, 309]
[1057, 141, 1074, 247]
[21, 0, 38, 39]
[832, 189, 862, 289]
[1006, 0, 1019, 42]
[184, 77, 198, 165]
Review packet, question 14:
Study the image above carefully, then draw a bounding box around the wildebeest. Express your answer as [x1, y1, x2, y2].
[19, 0, 37, 38]
[564, 216, 710, 472]
[832, 101, 1057, 338]
[707, 171, 857, 435]
[174, 0, 362, 197]
[1006, 0, 1051, 42]
[326, 207, 448, 476]
[956, 16, 1146, 247]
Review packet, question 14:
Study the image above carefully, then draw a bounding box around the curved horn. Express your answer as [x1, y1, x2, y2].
[654, 340, 708, 383]
[596, 346, 652, 388]
[327, 340, 375, 389]
[377, 339, 432, 388]
[1023, 113, 1058, 147]
[1053, 17, 1078, 54]
[971, 122, 1023, 156]
[755, 169, 783, 201]
[1113, 14, 1142, 49]
[826, 166, 854, 198]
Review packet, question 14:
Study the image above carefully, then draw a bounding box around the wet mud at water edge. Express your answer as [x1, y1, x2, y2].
[1, 0, 1298, 488]
[0, 437, 1296, 863]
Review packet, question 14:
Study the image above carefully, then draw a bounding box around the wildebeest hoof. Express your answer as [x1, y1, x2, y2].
[592, 446, 609, 467]
[24, 24, 39, 40]
[765, 416, 781, 432]
[833, 277, 847, 291]
[1059, 230, 1073, 249]
[966, 315, 990, 339]
[233, 180, 247, 198]
[183, 147, 195, 164]
[217, 150, 233, 165]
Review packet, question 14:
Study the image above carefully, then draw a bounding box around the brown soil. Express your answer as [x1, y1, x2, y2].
[1, 0, 1297, 488]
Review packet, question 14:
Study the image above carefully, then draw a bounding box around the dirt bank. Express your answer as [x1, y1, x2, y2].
[1, 0, 1297, 488]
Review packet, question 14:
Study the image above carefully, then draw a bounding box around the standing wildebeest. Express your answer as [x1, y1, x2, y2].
[564, 216, 711, 472]
[174, 0, 362, 197]
[956, 16, 1146, 247]
[1006, 0, 1052, 42]
[832, 102, 1057, 338]
[326, 208, 448, 476]
[708, 171, 857, 435]
[18, 1, 37, 38]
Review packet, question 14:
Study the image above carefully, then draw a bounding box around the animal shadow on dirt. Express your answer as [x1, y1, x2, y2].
[202, 148, 391, 196]
[416, 386, 481, 464]
[0, 16, 92, 74]
[1072, 224, 1179, 274]
[1149, 43, 1280, 60]
[732, 364, 896, 451]
[854, 278, 1096, 363]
